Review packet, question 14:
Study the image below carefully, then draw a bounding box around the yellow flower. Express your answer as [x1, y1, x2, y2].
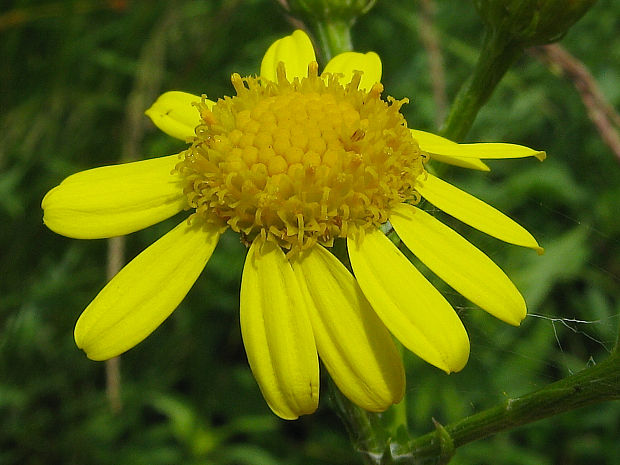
[42, 30, 544, 420]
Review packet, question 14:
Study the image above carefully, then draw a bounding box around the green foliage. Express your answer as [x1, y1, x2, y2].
[1, 1, 619, 464]
[474, 0, 596, 46]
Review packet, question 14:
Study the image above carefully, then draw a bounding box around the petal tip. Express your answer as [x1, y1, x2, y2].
[144, 106, 156, 121]
[445, 340, 470, 374]
[73, 322, 92, 355]
[268, 391, 319, 420]
[276, 413, 299, 421]
[535, 150, 547, 161]
[84, 350, 109, 362]
[74, 322, 125, 361]
[74, 337, 105, 362]
[438, 354, 468, 375]
[507, 308, 527, 327]
[41, 189, 52, 210]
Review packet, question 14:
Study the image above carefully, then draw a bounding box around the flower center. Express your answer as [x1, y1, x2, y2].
[178, 61, 425, 253]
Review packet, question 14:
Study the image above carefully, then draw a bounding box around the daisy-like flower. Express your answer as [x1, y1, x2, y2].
[42, 30, 544, 420]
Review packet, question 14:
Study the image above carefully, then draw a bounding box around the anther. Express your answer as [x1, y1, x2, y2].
[369, 82, 384, 98]
[179, 59, 425, 254]
[276, 62, 288, 85]
[200, 107, 217, 126]
[348, 70, 363, 91]
[231, 73, 246, 94]
[351, 129, 365, 142]
[308, 61, 319, 78]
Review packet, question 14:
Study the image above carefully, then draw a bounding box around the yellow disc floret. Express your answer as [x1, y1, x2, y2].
[177, 61, 425, 253]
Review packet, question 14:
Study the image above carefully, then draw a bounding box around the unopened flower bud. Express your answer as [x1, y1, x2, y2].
[475, 0, 596, 46]
[284, 0, 376, 23]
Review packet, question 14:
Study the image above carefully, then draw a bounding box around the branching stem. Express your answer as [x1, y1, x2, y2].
[312, 10, 620, 465]
[409, 348, 620, 461]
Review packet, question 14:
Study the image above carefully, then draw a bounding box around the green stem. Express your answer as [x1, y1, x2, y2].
[314, 19, 353, 61]
[440, 30, 522, 141]
[409, 349, 620, 461]
[314, 14, 620, 464]
[327, 242, 399, 464]
[385, 343, 408, 434]
[327, 379, 389, 465]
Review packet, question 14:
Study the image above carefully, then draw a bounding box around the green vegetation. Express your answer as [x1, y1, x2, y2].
[1, 1, 619, 464]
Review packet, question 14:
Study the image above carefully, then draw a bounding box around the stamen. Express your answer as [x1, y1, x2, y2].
[176, 61, 425, 254]
[347, 70, 363, 91]
[308, 61, 319, 78]
[231, 73, 246, 94]
[369, 82, 383, 98]
[276, 62, 287, 85]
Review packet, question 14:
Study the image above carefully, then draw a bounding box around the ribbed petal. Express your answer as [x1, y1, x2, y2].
[42, 155, 186, 239]
[292, 245, 405, 411]
[145, 91, 214, 141]
[260, 30, 316, 82]
[417, 173, 543, 253]
[427, 153, 491, 171]
[348, 229, 469, 373]
[412, 129, 546, 161]
[323, 51, 382, 90]
[240, 240, 319, 420]
[390, 204, 527, 326]
[411, 129, 490, 170]
[74, 219, 220, 360]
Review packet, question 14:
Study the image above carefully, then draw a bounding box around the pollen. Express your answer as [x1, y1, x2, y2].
[177, 61, 425, 253]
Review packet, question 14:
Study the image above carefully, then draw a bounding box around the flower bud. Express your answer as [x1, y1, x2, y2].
[475, 0, 596, 46]
[284, 0, 376, 23]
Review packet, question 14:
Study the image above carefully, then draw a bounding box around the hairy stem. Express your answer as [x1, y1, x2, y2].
[327, 379, 389, 465]
[314, 19, 353, 62]
[440, 31, 521, 141]
[409, 349, 620, 461]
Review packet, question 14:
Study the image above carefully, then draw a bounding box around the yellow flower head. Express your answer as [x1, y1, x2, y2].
[180, 61, 422, 253]
[42, 30, 545, 420]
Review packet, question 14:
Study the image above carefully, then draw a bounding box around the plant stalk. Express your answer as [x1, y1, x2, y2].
[409, 350, 620, 461]
[440, 31, 522, 141]
[314, 19, 353, 62]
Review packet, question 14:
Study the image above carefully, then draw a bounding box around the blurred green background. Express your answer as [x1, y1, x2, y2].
[1, 1, 619, 464]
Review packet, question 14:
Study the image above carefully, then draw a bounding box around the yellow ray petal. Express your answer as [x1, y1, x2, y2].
[348, 229, 469, 373]
[456, 143, 546, 160]
[411, 129, 545, 160]
[292, 245, 404, 412]
[145, 91, 214, 141]
[390, 204, 527, 326]
[260, 30, 316, 82]
[240, 240, 319, 420]
[410, 130, 490, 170]
[417, 173, 543, 253]
[322, 51, 382, 90]
[428, 153, 491, 171]
[74, 219, 220, 361]
[42, 155, 187, 239]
